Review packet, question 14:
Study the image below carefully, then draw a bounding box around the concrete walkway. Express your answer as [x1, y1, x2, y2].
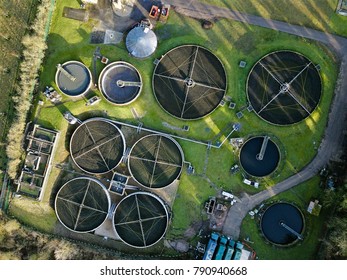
[166, 0, 347, 238]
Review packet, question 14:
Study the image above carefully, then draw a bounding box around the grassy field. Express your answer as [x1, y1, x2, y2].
[0, 0, 37, 170]
[167, 175, 215, 238]
[7, 0, 339, 259]
[239, 176, 329, 259]
[8, 196, 57, 233]
[201, 0, 347, 37]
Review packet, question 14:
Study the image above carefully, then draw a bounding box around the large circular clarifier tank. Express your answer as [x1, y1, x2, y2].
[128, 134, 184, 189]
[153, 45, 227, 120]
[98, 61, 142, 105]
[70, 118, 125, 174]
[247, 51, 322, 125]
[113, 192, 169, 248]
[55, 60, 92, 97]
[55, 177, 111, 233]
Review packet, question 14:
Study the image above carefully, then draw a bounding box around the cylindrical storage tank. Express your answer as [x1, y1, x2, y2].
[113, 192, 169, 248]
[55, 60, 92, 97]
[126, 26, 157, 58]
[98, 61, 142, 105]
[247, 51, 322, 125]
[128, 134, 184, 189]
[55, 177, 111, 233]
[70, 118, 126, 174]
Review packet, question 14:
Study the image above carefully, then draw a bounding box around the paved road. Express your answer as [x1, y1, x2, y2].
[166, 0, 347, 238]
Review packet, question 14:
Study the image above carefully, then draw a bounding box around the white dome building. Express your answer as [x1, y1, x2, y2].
[126, 25, 157, 58]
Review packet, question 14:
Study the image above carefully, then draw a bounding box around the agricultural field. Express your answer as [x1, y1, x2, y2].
[201, 0, 347, 36]
[3, 0, 343, 260]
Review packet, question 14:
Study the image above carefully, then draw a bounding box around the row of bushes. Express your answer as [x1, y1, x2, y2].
[6, 0, 53, 179]
[0, 211, 119, 260]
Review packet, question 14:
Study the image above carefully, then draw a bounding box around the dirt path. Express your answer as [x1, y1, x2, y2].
[166, 0, 347, 238]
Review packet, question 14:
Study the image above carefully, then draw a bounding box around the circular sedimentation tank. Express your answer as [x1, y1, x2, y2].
[240, 136, 280, 177]
[247, 51, 322, 125]
[153, 45, 227, 120]
[55, 177, 111, 233]
[55, 60, 92, 97]
[70, 118, 125, 174]
[128, 134, 184, 189]
[261, 202, 304, 246]
[113, 192, 169, 248]
[98, 61, 142, 105]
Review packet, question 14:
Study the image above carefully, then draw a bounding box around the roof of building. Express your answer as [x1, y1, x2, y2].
[126, 26, 157, 58]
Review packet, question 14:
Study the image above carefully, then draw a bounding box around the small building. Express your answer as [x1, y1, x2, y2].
[159, 4, 170, 23]
[205, 197, 216, 214]
[223, 241, 235, 260]
[307, 200, 322, 216]
[214, 236, 227, 260]
[233, 248, 242, 260]
[202, 232, 219, 260]
[201, 234, 255, 260]
[240, 248, 252, 260]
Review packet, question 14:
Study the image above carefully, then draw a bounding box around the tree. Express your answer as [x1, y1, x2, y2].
[5, 0, 51, 179]
[47, 239, 80, 260]
[320, 182, 347, 259]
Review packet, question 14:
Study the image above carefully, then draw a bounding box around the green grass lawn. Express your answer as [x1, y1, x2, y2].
[8, 196, 57, 233]
[167, 174, 215, 238]
[12, 0, 338, 256]
[201, 0, 347, 37]
[239, 176, 328, 259]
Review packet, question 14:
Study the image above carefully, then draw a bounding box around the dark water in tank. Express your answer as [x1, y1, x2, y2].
[57, 63, 90, 96]
[240, 137, 280, 177]
[261, 203, 304, 245]
[102, 65, 140, 104]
